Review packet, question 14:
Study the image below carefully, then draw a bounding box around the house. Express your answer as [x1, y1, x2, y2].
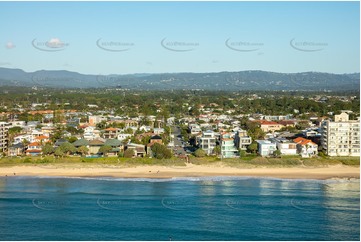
[117, 133, 132, 142]
[35, 135, 50, 144]
[126, 143, 146, 157]
[153, 128, 165, 135]
[13, 134, 33, 145]
[293, 137, 318, 157]
[31, 129, 44, 139]
[41, 126, 55, 137]
[234, 129, 252, 151]
[302, 129, 321, 138]
[256, 140, 277, 157]
[103, 127, 120, 139]
[8, 143, 25, 156]
[88, 139, 105, 154]
[278, 120, 296, 127]
[72, 138, 89, 148]
[190, 127, 202, 135]
[83, 126, 100, 140]
[197, 130, 217, 155]
[103, 139, 123, 156]
[139, 125, 152, 132]
[220, 133, 239, 158]
[270, 138, 297, 155]
[55, 138, 68, 147]
[88, 115, 107, 126]
[146, 135, 163, 156]
[255, 120, 284, 133]
[26, 142, 42, 156]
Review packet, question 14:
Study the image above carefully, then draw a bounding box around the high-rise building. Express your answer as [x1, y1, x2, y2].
[0, 122, 9, 154]
[321, 113, 360, 156]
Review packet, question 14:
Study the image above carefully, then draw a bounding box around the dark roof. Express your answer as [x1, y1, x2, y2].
[89, 139, 105, 146]
[55, 138, 67, 146]
[150, 135, 162, 140]
[10, 143, 25, 149]
[72, 139, 89, 147]
[104, 139, 122, 147]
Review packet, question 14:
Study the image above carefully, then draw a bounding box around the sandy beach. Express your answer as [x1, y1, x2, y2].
[0, 163, 359, 180]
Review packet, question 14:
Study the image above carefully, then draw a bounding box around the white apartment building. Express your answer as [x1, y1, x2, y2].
[321, 113, 360, 156]
[0, 122, 9, 153]
[256, 140, 277, 157]
[270, 138, 297, 155]
[197, 130, 217, 155]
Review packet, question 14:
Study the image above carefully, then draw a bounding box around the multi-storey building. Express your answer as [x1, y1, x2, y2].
[321, 113, 360, 156]
[220, 133, 239, 158]
[197, 130, 217, 155]
[234, 129, 252, 151]
[0, 122, 9, 154]
[269, 137, 297, 155]
[256, 140, 277, 157]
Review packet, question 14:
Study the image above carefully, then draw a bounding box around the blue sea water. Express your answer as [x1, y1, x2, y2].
[0, 176, 359, 241]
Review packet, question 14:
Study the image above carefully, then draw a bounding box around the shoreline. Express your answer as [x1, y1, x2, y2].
[0, 164, 359, 180]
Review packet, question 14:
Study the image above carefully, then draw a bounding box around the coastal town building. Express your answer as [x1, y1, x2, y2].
[269, 138, 297, 155]
[0, 122, 9, 154]
[293, 137, 318, 157]
[321, 112, 360, 156]
[197, 130, 217, 155]
[25, 142, 42, 156]
[220, 133, 239, 158]
[255, 120, 284, 133]
[256, 140, 277, 157]
[234, 129, 252, 151]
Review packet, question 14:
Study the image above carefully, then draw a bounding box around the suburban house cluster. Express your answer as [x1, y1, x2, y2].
[0, 110, 359, 158]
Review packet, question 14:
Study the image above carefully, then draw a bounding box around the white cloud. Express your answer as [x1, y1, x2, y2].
[5, 41, 15, 49]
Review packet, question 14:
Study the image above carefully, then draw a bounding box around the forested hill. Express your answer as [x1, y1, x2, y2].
[0, 67, 359, 91]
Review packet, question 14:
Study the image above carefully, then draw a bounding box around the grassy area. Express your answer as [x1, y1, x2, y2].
[0, 155, 359, 168]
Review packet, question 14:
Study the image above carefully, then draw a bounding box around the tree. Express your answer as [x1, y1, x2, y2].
[124, 149, 134, 158]
[273, 150, 281, 157]
[77, 146, 89, 156]
[194, 148, 206, 157]
[42, 143, 54, 155]
[67, 136, 78, 143]
[99, 145, 112, 156]
[239, 150, 247, 157]
[151, 143, 172, 159]
[22, 138, 30, 147]
[59, 142, 76, 156]
[54, 147, 64, 158]
[51, 130, 63, 143]
[247, 142, 258, 154]
[213, 145, 221, 156]
[8, 126, 23, 144]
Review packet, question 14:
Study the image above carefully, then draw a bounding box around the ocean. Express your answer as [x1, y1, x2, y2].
[0, 176, 359, 241]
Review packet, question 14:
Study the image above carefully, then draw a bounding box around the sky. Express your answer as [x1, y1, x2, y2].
[0, 1, 359, 75]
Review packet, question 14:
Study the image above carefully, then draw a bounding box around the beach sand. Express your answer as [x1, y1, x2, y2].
[0, 163, 359, 180]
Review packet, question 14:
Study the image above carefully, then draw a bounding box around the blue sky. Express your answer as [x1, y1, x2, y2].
[0, 1, 359, 75]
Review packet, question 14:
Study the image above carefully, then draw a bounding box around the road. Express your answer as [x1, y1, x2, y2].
[171, 126, 187, 156]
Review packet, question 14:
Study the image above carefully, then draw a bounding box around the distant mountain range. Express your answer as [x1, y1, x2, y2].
[0, 67, 359, 91]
